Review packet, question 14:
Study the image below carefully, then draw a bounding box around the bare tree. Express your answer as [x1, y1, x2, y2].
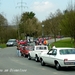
[12, 15, 21, 39]
[42, 9, 63, 42]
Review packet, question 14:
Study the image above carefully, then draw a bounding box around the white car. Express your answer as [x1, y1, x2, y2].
[6, 39, 17, 46]
[40, 48, 75, 70]
[28, 45, 48, 62]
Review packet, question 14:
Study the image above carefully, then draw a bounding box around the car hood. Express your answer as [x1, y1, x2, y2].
[6, 42, 13, 44]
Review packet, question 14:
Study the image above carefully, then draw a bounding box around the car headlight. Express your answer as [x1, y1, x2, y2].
[10, 43, 13, 44]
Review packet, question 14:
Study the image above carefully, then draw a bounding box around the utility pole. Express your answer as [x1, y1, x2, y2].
[16, 0, 28, 39]
[16, 0, 28, 16]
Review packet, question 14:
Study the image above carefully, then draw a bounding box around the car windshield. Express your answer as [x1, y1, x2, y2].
[8, 39, 16, 42]
[25, 47, 30, 50]
[60, 49, 75, 55]
[28, 46, 34, 51]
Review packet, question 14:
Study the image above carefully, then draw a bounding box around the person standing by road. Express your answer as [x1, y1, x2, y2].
[43, 39, 48, 45]
[17, 41, 21, 56]
[52, 44, 56, 48]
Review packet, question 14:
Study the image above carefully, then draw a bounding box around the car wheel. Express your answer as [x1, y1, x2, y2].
[35, 56, 39, 62]
[21, 53, 23, 56]
[41, 59, 45, 66]
[6, 45, 8, 47]
[24, 54, 27, 57]
[55, 62, 61, 70]
[28, 54, 31, 60]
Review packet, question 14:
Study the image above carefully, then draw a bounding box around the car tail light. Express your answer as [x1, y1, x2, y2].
[64, 59, 70, 65]
[64, 59, 68, 62]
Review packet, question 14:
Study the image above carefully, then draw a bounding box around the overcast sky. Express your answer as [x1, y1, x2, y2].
[0, 0, 74, 24]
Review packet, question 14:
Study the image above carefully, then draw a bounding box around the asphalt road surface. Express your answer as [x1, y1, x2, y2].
[0, 39, 75, 75]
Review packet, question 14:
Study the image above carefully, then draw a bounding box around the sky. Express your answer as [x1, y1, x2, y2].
[0, 0, 75, 25]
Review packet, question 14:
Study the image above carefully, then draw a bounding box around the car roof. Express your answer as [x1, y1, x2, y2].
[35, 45, 47, 47]
[52, 47, 75, 50]
[8, 39, 16, 40]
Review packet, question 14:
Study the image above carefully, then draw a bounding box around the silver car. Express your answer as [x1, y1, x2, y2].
[6, 39, 17, 46]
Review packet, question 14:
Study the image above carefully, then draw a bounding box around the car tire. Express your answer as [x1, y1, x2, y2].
[24, 54, 27, 57]
[35, 56, 39, 62]
[41, 59, 45, 66]
[21, 53, 23, 56]
[28, 54, 31, 60]
[55, 62, 61, 70]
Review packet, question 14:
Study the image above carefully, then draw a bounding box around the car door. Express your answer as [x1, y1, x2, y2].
[23, 46, 26, 54]
[49, 49, 57, 66]
[30, 47, 35, 58]
[42, 50, 53, 64]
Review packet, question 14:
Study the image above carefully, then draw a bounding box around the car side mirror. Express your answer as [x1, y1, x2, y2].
[47, 50, 52, 55]
[47, 52, 52, 55]
[47, 52, 49, 55]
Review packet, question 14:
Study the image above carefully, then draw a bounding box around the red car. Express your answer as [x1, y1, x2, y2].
[17, 40, 27, 50]
[20, 46, 33, 57]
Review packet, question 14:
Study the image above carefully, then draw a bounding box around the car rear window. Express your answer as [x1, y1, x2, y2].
[60, 49, 75, 55]
[36, 47, 47, 50]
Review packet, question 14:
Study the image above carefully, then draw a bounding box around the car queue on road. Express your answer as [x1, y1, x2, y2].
[15, 38, 75, 70]
[16, 38, 48, 57]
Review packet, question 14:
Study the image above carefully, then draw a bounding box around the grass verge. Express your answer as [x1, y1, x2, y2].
[51, 38, 74, 48]
[0, 43, 6, 48]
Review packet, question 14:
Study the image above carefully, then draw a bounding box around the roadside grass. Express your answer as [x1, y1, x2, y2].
[51, 38, 74, 48]
[0, 43, 6, 48]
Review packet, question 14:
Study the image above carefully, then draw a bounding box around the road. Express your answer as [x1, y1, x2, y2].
[0, 38, 75, 75]
[48, 37, 70, 44]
